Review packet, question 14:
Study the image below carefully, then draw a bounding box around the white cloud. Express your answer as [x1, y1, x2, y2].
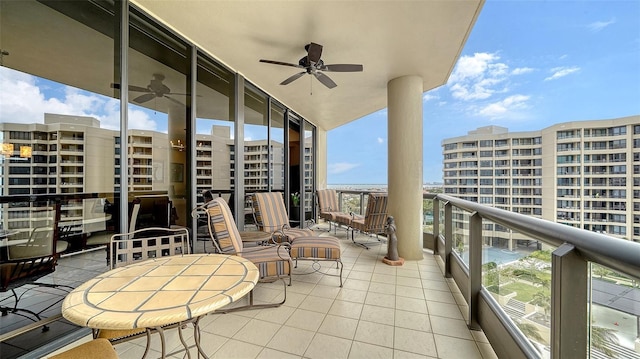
[328, 162, 360, 174]
[511, 67, 534, 75]
[0, 66, 156, 131]
[448, 52, 513, 101]
[377, 137, 384, 144]
[588, 18, 616, 32]
[544, 66, 580, 81]
[477, 94, 530, 118]
[423, 93, 439, 101]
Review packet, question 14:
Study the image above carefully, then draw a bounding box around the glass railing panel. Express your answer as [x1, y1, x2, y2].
[423, 197, 434, 234]
[438, 204, 445, 239]
[478, 221, 554, 357]
[339, 193, 363, 215]
[452, 207, 469, 259]
[589, 263, 639, 358]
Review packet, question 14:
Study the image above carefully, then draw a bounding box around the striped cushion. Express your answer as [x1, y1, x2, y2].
[252, 192, 289, 233]
[206, 198, 243, 254]
[316, 189, 339, 213]
[351, 217, 366, 232]
[252, 192, 313, 242]
[353, 193, 388, 234]
[241, 245, 291, 279]
[290, 236, 341, 260]
[208, 198, 291, 280]
[272, 227, 314, 243]
[334, 213, 352, 226]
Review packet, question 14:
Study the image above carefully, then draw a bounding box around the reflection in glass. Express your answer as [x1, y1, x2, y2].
[195, 54, 234, 209]
[243, 86, 268, 193]
[589, 263, 639, 358]
[477, 220, 552, 356]
[0, 0, 118, 240]
[303, 122, 315, 222]
[0, 0, 119, 342]
[126, 8, 189, 228]
[270, 102, 286, 191]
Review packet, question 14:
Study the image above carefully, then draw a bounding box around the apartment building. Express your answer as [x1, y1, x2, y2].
[442, 115, 640, 245]
[0, 115, 290, 231]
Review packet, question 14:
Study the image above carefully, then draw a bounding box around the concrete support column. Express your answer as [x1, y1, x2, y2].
[387, 75, 423, 260]
[316, 128, 328, 189]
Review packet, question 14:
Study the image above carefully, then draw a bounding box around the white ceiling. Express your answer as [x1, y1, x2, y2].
[133, 0, 485, 131]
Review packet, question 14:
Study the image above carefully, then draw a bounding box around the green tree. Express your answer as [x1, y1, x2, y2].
[530, 290, 551, 322]
[591, 325, 619, 358]
[515, 320, 544, 344]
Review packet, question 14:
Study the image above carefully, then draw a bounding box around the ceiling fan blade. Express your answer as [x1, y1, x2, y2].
[164, 95, 185, 106]
[129, 85, 152, 92]
[260, 59, 302, 68]
[280, 71, 306, 85]
[110, 83, 151, 93]
[307, 42, 323, 64]
[314, 72, 337, 89]
[133, 93, 156, 104]
[322, 64, 364, 72]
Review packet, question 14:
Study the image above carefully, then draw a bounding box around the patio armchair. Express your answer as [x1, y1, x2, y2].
[251, 192, 314, 243]
[0, 226, 70, 331]
[206, 197, 292, 311]
[93, 227, 190, 359]
[315, 189, 350, 234]
[348, 193, 388, 249]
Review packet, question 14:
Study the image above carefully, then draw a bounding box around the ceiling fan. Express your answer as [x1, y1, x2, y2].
[260, 42, 363, 89]
[111, 73, 186, 106]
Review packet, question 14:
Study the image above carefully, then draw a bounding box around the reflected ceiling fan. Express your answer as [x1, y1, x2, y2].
[111, 73, 186, 106]
[260, 42, 363, 89]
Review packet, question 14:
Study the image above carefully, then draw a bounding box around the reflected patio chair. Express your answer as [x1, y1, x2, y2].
[315, 189, 350, 234]
[93, 227, 190, 359]
[251, 192, 314, 243]
[348, 193, 388, 249]
[206, 197, 292, 311]
[0, 226, 70, 331]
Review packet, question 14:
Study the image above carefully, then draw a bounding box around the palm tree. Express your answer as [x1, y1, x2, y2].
[590, 325, 619, 358]
[530, 290, 551, 322]
[515, 320, 544, 344]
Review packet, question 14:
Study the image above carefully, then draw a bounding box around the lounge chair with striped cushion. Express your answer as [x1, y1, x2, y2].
[251, 192, 314, 243]
[348, 193, 388, 249]
[315, 189, 350, 234]
[206, 197, 292, 310]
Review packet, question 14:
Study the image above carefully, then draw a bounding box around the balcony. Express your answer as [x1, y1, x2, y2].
[1, 222, 497, 359]
[2, 191, 639, 359]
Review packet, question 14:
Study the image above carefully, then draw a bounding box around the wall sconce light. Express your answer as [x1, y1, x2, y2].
[1, 143, 14, 158]
[20, 146, 32, 158]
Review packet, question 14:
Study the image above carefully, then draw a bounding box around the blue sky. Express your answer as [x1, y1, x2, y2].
[327, 0, 640, 185]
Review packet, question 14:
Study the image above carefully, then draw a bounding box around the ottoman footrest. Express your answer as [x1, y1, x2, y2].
[290, 236, 342, 287]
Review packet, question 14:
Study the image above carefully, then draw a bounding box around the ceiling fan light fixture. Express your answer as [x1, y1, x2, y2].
[260, 42, 363, 89]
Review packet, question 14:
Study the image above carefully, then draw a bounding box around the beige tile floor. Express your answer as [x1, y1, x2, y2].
[47, 223, 498, 359]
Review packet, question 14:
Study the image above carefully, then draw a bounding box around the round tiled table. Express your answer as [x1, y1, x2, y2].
[62, 254, 258, 358]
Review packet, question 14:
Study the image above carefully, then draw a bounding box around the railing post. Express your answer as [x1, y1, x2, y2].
[338, 191, 343, 212]
[468, 211, 482, 331]
[551, 243, 587, 359]
[432, 198, 440, 253]
[359, 192, 364, 215]
[444, 202, 452, 278]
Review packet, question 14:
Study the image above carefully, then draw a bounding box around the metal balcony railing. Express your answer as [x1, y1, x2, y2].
[331, 188, 640, 359]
